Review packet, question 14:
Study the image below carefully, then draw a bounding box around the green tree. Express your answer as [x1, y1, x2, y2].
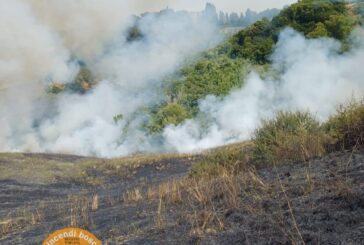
[307, 22, 329, 38]
[325, 15, 354, 40]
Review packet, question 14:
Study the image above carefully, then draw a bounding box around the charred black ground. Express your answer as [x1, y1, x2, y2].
[0, 147, 363, 245]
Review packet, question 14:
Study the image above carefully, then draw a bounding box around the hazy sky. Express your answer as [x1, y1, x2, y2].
[132, 0, 298, 13]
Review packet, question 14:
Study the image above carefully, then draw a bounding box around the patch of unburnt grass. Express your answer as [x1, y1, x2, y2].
[324, 99, 364, 150]
[190, 141, 253, 178]
[253, 111, 329, 166]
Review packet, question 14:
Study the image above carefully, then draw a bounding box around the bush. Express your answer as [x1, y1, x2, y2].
[273, 0, 354, 40]
[230, 19, 276, 64]
[173, 55, 247, 114]
[307, 22, 330, 38]
[148, 103, 191, 133]
[324, 100, 364, 150]
[253, 111, 328, 165]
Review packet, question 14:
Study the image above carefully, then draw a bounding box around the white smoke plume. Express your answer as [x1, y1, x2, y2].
[164, 28, 364, 152]
[22, 0, 131, 61]
[0, 0, 220, 156]
[0, 0, 75, 89]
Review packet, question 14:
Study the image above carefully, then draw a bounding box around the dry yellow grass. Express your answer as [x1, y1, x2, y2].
[142, 167, 270, 235]
[103, 152, 194, 172]
[123, 188, 143, 204]
[0, 153, 100, 184]
[91, 194, 99, 211]
[0, 151, 193, 186]
[69, 194, 94, 228]
[0, 207, 44, 237]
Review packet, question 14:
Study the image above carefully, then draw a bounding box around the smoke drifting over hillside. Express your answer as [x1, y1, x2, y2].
[164, 28, 364, 152]
[0, 0, 220, 156]
[0, 0, 363, 157]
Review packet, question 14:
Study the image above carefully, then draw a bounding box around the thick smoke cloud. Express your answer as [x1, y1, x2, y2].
[0, 0, 220, 156]
[164, 28, 364, 152]
[0, 0, 76, 152]
[23, 0, 131, 61]
[0, 0, 75, 88]
[39, 10, 220, 157]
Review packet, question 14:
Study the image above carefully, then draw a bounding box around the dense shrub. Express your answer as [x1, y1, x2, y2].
[230, 19, 276, 64]
[148, 56, 247, 132]
[148, 103, 191, 133]
[324, 100, 364, 149]
[273, 0, 354, 39]
[253, 111, 328, 165]
[230, 0, 355, 64]
[173, 56, 247, 114]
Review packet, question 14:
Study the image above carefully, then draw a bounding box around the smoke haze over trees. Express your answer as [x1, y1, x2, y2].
[218, 7, 280, 27]
[0, 0, 363, 157]
[135, 2, 281, 28]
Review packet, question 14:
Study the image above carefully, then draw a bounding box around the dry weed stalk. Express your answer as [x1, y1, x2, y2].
[155, 194, 165, 230]
[69, 195, 93, 228]
[123, 188, 143, 203]
[91, 194, 99, 211]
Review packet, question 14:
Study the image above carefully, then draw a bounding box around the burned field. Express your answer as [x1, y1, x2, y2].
[0, 147, 363, 245]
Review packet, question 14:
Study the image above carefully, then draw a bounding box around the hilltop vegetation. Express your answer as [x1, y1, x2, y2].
[148, 0, 360, 132]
